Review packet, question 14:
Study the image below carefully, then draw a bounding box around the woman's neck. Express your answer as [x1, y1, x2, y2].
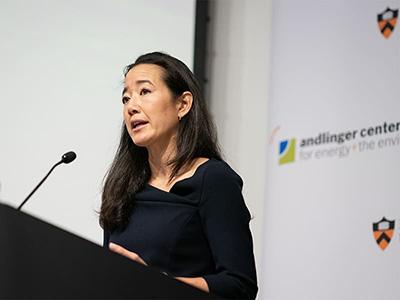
[147, 137, 177, 183]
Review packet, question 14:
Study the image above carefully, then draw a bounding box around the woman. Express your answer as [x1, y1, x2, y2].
[100, 52, 257, 299]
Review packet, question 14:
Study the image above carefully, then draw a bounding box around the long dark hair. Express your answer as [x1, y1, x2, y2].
[100, 52, 222, 231]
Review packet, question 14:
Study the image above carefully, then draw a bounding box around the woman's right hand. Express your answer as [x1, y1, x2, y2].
[109, 242, 148, 266]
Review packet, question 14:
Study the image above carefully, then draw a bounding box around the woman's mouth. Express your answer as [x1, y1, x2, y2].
[132, 120, 148, 132]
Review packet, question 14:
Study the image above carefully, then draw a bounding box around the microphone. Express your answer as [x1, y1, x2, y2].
[62, 151, 77, 164]
[17, 151, 77, 211]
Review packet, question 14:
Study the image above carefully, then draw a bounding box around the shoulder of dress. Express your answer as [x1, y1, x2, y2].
[201, 159, 243, 187]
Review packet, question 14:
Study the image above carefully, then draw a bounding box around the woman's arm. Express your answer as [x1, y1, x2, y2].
[198, 161, 258, 299]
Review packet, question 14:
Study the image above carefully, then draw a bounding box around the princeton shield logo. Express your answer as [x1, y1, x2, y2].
[377, 7, 398, 39]
[372, 217, 395, 250]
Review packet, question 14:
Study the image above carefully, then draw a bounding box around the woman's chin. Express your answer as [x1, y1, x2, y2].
[132, 140, 149, 147]
[131, 136, 152, 148]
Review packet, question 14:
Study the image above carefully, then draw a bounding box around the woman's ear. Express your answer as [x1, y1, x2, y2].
[177, 91, 193, 120]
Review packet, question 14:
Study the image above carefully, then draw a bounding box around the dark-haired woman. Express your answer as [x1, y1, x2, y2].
[100, 52, 257, 299]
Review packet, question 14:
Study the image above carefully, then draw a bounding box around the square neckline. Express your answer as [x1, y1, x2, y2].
[146, 158, 213, 194]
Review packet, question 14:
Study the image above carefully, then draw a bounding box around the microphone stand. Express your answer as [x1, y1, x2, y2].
[17, 160, 63, 211]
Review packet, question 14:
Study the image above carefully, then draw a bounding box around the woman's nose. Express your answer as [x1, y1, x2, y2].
[126, 98, 140, 115]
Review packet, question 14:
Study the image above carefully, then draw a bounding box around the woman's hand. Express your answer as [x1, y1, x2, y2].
[109, 242, 147, 266]
[175, 277, 209, 293]
[109, 243, 208, 293]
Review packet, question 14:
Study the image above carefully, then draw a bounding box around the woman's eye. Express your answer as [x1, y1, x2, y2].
[140, 88, 150, 96]
[122, 96, 130, 104]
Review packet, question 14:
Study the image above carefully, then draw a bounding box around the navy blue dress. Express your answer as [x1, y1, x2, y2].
[103, 159, 258, 299]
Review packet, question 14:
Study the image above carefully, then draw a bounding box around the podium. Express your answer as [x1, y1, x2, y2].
[0, 203, 218, 299]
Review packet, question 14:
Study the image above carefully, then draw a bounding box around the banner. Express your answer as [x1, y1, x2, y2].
[261, 1, 400, 299]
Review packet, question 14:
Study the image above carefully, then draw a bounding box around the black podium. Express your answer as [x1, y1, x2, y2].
[0, 203, 218, 299]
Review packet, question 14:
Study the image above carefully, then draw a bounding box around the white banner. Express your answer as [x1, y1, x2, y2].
[261, 1, 400, 299]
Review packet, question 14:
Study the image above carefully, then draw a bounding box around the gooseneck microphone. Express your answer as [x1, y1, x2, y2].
[17, 151, 77, 211]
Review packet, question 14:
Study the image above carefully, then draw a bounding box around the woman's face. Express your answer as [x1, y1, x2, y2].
[122, 64, 180, 148]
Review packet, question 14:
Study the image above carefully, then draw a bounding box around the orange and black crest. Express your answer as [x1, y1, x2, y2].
[372, 217, 395, 250]
[377, 7, 398, 39]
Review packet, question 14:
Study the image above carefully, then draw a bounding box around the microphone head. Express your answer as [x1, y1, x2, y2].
[61, 151, 77, 164]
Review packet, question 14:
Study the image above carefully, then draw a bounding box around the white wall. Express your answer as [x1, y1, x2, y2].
[206, 0, 272, 290]
[0, 0, 196, 244]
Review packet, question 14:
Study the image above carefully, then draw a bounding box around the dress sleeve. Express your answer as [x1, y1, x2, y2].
[200, 162, 258, 300]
